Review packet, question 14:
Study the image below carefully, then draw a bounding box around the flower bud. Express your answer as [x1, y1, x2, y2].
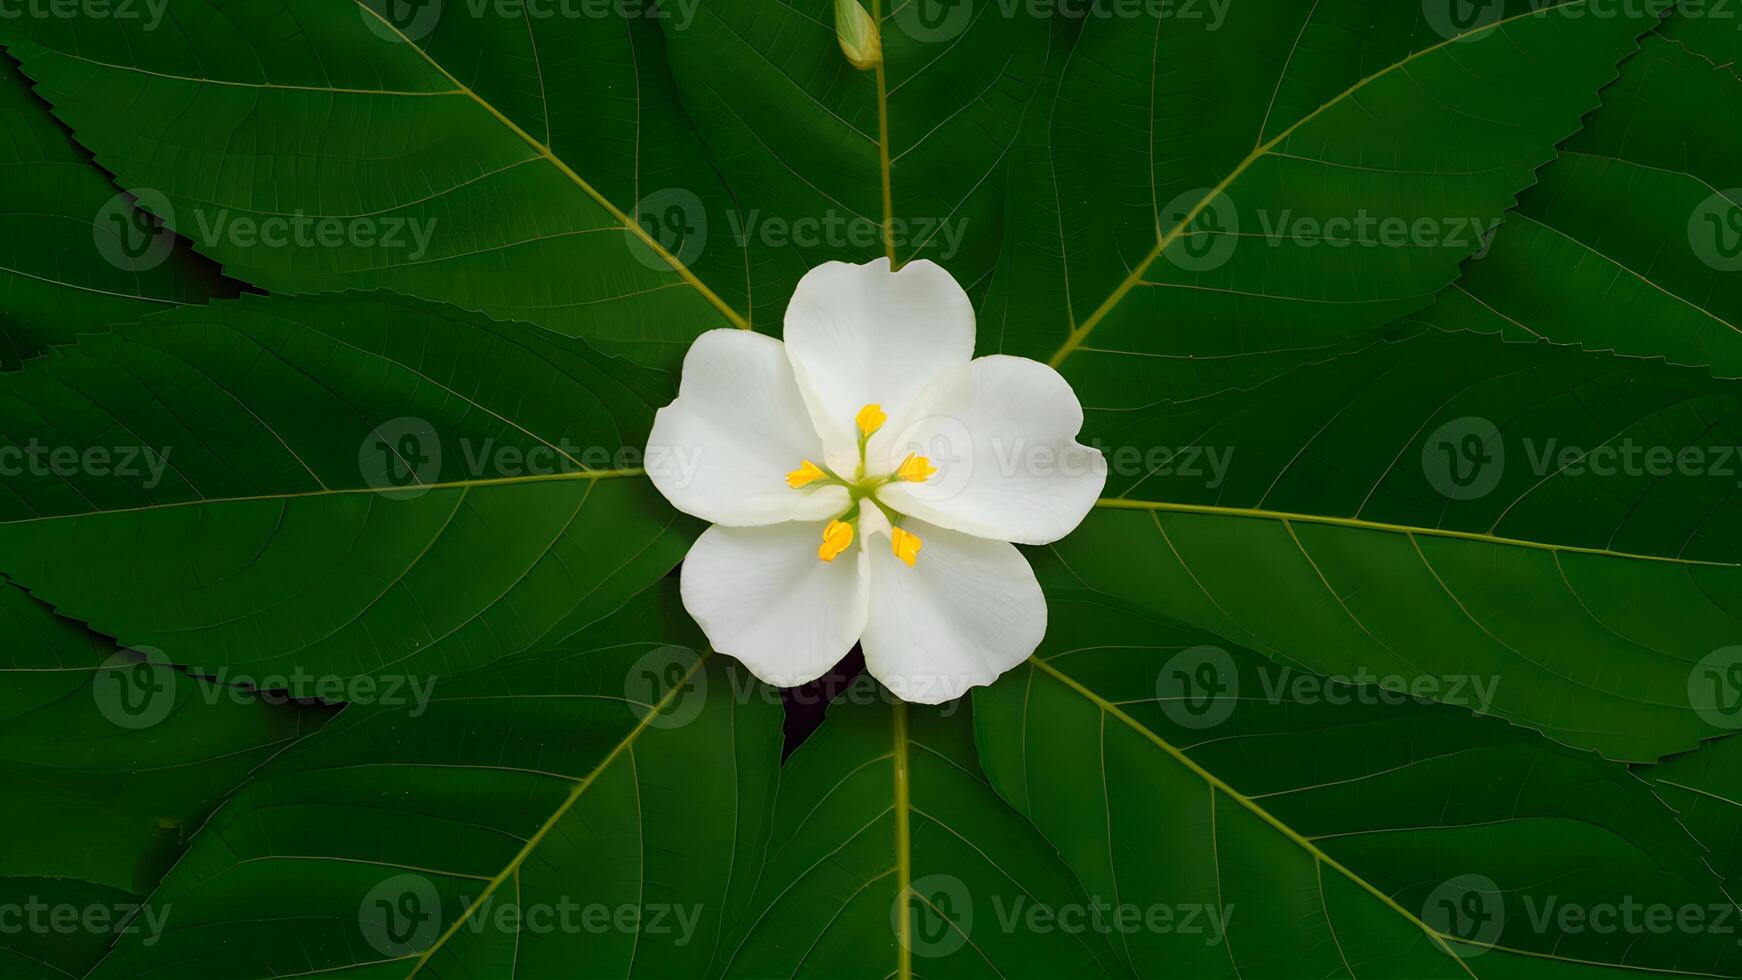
[834, 0, 882, 71]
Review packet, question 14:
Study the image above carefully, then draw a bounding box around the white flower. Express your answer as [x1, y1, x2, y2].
[645, 258, 1106, 703]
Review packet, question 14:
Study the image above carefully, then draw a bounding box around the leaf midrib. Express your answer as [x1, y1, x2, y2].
[1026, 655, 1478, 978]
[1091, 497, 1739, 568]
[891, 699, 913, 980]
[354, 1, 750, 330]
[0, 468, 647, 528]
[873, 0, 897, 262]
[1028, 655, 1742, 976]
[1045, 0, 1594, 369]
[403, 652, 712, 978]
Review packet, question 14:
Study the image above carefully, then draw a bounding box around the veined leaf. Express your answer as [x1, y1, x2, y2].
[1, 0, 752, 370]
[722, 677, 1126, 979]
[0, 53, 233, 367]
[1064, 326, 1742, 760]
[1413, 10, 1742, 376]
[975, 589, 1742, 978]
[981, 0, 1662, 403]
[0, 581, 331, 978]
[1642, 734, 1742, 891]
[90, 581, 784, 979]
[0, 292, 693, 687]
[660, 0, 1053, 303]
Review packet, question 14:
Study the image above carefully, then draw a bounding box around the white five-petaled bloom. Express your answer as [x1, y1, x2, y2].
[645, 258, 1107, 703]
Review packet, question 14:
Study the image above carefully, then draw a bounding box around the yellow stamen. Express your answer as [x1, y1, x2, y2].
[786, 460, 826, 489]
[818, 520, 855, 562]
[891, 527, 922, 567]
[895, 453, 937, 483]
[856, 403, 887, 437]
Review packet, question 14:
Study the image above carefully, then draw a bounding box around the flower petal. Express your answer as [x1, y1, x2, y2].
[878, 355, 1106, 545]
[647, 329, 848, 526]
[783, 258, 975, 472]
[679, 521, 868, 688]
[859, 519, 1045, 704]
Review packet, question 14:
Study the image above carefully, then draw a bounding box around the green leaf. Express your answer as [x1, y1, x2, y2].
[0, 53, 233, 367]
[981, 0, 1661, 401]
[0, 291, 692, 687]
[90, 581, 783, 979]
[2, 0, 752, 370]
[659, 0, 1054, 303]
[975, 589, 1742, 977]
[722, 677, 1126, 979]
[1066, 326, 1742, 761]
[0, 580, 331, 978]
[1413, 11, 1742, 376]
[1641, 734, 1742, 891]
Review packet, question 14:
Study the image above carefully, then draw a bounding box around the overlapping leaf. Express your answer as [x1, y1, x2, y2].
[90, 582, 783, 979]
[983, 0, 1663, 401]
[1414, 10, 1742, 375]
[1062, 326, 1742, 760]
[976, 587, 1742, 977]
[1643, 734, 1742, 891]
[0, 291, 692, 688]
[3, 2, 1742, 978]
[0, 581, 331, 978]
[722, 677, 1125, 979]
[0, 53, 234, 367]
[1, 0, 749, 370]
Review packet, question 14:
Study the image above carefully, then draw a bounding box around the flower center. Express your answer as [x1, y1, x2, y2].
[784, 402, 933, 566]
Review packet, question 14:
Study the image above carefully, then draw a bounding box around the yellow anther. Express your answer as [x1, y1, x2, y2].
[818, 520, 855, 562]
[786, 460, 826, 489]
[856, 403, 887, 437]
[895, 453, 937, 483]
[891, 527, 922, 567]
